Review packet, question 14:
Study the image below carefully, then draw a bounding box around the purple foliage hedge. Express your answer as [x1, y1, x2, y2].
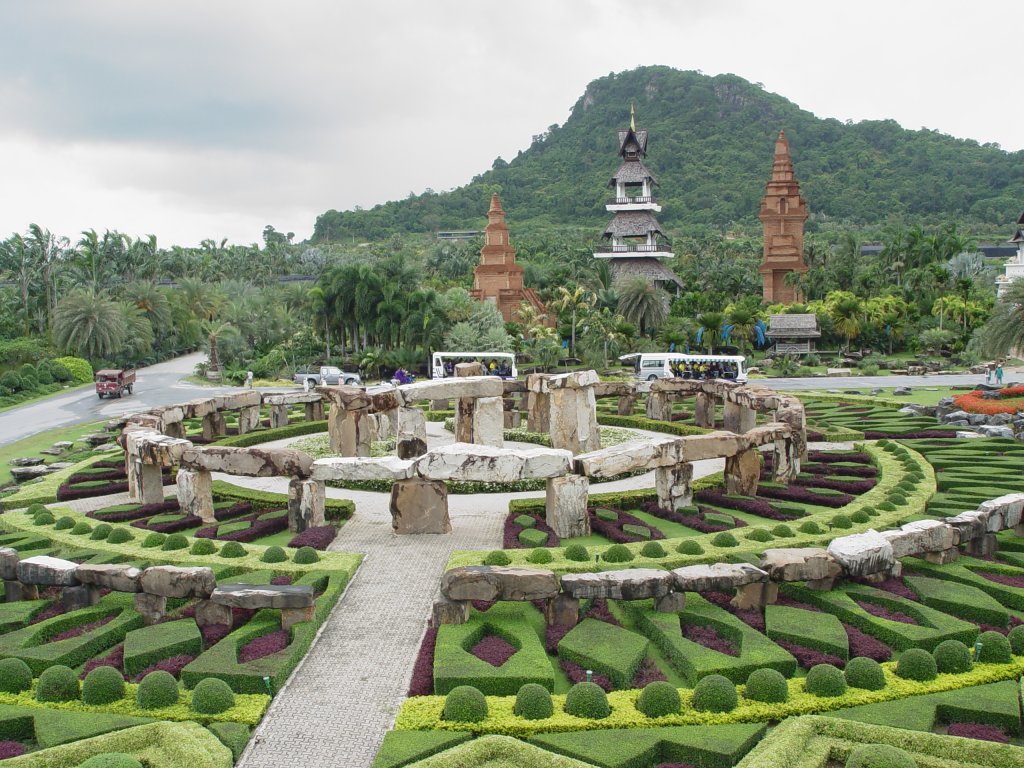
[641, 500, 744, 533]
[131, 654, 196, 682]
[90, 500, 179, 523]
[471, 635, 517, 667]
[503, 511, 560, 549]
[195, 510, 289, 542]
[794, 475, 877, 494]
[560, 658, 613, 692]
[756, 484, 853, 508]
[853, 599, 919, 625]
[57, 480, 131, 501]
[801, 463, 878, 478]
[239, 629, 290, 663]
[807, 451, 872, 464]
[132, 514, 204, 534]
[945, 723, 1009, 743]
[682, 623, 739, 656]
[287, 525, 337, 550]
[0, 742, 26, 759]
[589, 508, 665, 543]
[692, 490, 797, 521]
[775, 639, 845, 670]
[407, 626, 437, 696]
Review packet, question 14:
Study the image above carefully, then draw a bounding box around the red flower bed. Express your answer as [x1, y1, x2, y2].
[953, 388, 1024, 415]
[470, 635, 517, 667]
[946, 723, 1009, 742]
[239, 629, 290, 662]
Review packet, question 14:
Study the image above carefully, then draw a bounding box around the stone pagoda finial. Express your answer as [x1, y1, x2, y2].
[488, 192, 504, 217]
[771, 130, 796, 183]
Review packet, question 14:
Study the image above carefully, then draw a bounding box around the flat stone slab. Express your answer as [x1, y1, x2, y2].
[560, 569, 673, 600]
[827, 529, 896, 577]
[760, 548, 841, 582]
[213, 391, 262, 410]
[574, 438, 680, 478]
[180, 446, 313, 478]
[672, 563, 767, 592]
[17, 555, 80, 587]
[415, 443, 571, 482]
[978, 493, 1024, 530]
[312, 456, 416, 482]
[546, 370, 600, 389]
[75, 564, 143, 593]
[263, 392, 322, 406]
[139, 565, 216, 599]
[211, 584, 314, 609]
[316, 384, 372, 409]
[441, 565, 559, 602]
[397, 376, 503, 402]
[365, 385, 401, 412]
[10, 465, 54, 481]
[125, 429, 193, 467]
[881, 520, 958, 557]
[9, 457, 44, 467]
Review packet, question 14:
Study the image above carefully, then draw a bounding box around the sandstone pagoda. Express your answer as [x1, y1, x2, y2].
[758, 130, 809, 304]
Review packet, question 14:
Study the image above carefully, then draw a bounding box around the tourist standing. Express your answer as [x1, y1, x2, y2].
[996, 363, 1004, 386]
[246, 370, 254, 389]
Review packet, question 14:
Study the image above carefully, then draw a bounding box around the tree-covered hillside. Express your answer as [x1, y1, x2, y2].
[313, 66, 1024, 242]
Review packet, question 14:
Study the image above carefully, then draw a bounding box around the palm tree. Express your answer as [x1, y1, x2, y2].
[202, 321, 233, 381]
[726, 307, 757, 353]
[53, 290, 126, 360]
[830, 296, 864, 351]
[696, 312, 725, 353]
[123, 282, 172, 332]
[616, 277, 668, 336]
[551, 285, 596, 356]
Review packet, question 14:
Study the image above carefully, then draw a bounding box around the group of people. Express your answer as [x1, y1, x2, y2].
[441, 359, 513, 377]
[985, 361, 1005, 386]
[669, 359, 740, 380]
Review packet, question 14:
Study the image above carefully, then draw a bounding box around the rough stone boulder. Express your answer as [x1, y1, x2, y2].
[441, 566, 559, 602]
[574, 438, 680, 479]
[210, 584, 314, 609]
[547, 370, 600, 389]
[316, 384, 372, 410]
[397, 376, 503, 402]
[678, 432, 744, 462]
[592, 381, 635, 398]
[180, 446, 313, 478]
[560, 569, 673, 600]
[10, 465, 53, 481]
[944, 509, 990, 542]
[826, 529, 897, 577]
[139, 566, 216, 599]
[263, 391, 321, 406]
[75, 564, 143, 593]
[0, 548, 19, 581]
[125, 430, 193, 467]
[311, 456, 416, 482]
[365, 384, 402, 413]
[16, 555, 80, 586]
[759, 548, 841, 582]
[941, 410, 970, 424]
[881, 520, 958, 557]
[415, 443, 571, 482]
[9, 457, 44, 467]
[978, 425, 1014, 439]
[979, 493, 1024, 530]
[212, 391, 262, 410]
[672, 563, 768, 592]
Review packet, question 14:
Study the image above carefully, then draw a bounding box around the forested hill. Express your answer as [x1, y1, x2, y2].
[312, 66, 1024, 242]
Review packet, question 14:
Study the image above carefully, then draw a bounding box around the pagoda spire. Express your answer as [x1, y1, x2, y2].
[758, 129, 809, 304]
[770, 130, 796, 183]
[630, 102, 636, 131]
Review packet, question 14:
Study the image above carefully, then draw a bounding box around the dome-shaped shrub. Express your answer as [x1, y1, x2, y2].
[711, 532, 738, 548]
[33, 511, 55, 526]
[293, 546, 320, 564]
[78, 755, 144, 768]
[895, 648, 937, 681]
[771, 524, 795, 538]
[89, 523, 113, 540]
[563, 681, 610, 719]
[107, 528, 133, 544]
[564, 544, 590, 562]
[526, 548, 553, 564]
[636, 681, 680, 717]
[861, 506, 880, 517]
[71, 521, 92, 535]
[744, 668, 788, 703]
[514, 514, 536, 528]
[976, 631, 1012, 663]
[844, 657, 886, 690]
[137, 670, 179, 709]
[483, 550, 510, 566]
[441, 685, 487, 722]
[261, 546, 287, 564]
[850, 510, 871, 524]
[218, 542, 247, 559]
[190, 677, 236, 714]
[676, 540, 703, 555]
[601, 544, 634, 563]
[161, 534, 188, 551]
[191, 538, 217, 555]
[640, 541, 667, 558]
[832, 515, 852, 529]
[36, 665, 80, 702]
[513, 683, 553, 720]
[798, 521, 823, 534]
[745, 528, 773, 542]
[805, 664, 847, 697]
[26, 503, 48, 517]
[141, 532, 166, 548]
[82, 666, 125, 705]
[0, 658, 32, 693]
[932, 640, 972, 674]
[692, 674, 737, 713]
[845, 743, 916, 768]
[1008, 625, 1024, 656]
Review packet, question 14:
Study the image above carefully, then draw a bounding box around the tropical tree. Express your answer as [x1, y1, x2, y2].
[550, 285, 595, 356]
[202, 321, 234, 380]
[53, 290, 126, 360]
[726, 307, 757, 353]
[826, 292, 865, 351]
[617, 277, 669, 335]
[696, 312, 725, 353]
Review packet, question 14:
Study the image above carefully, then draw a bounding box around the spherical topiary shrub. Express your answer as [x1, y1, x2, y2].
[33, 511, 55, 526]
[845, 743, 916, 768]
[483, 550, 511, 566]
[636, 680, 681, 717]
[877, 502, 896, 512]
[441, 685, 488, 722]
[851, 510, 871, 524]
[861, 505, 880, 517]
[107, 528, 133, 544]
[844, 657, 886, 691]
[563, 681, 610, 719]
[526, 548, 553, 564]
[190, 677, 236, 714]
[0, 658, 32, 693]
[78, 754, 144, 768]
[895, 648, 937, 681]
[692, 674, 737, 713]
[191, 538, 217, 555]
[676, 540, 704, 555]
[1008, 625, 1024, 656]
[89, 523, 113, 540]
[261, 546, 287, 564]
[26, 503, 48, 517]
[744, 668, 788, 703]
[798, 521, 822, 534]
[36, 665, 80, 702]
[70, 521, 93, 535]
[293, 546, 320, 564]
[218, 542, 247, 559]
[805, 664, 847, 697]
[142, 532, 166, 548]
[601, 544, 634, 563]
[832, 515, 852, 529]
[640, 541, 667, 558]
[745, 528, 773, 542]
[82, 665, 126, 705]
[976, 631, 1012, 664]
[136, 670, 179, 709]
[564, 544, 590, 562]
[161, 534, 188, 551]
[933, 640, 972, 674]
[513, 683, 553, 720]
[771, 524, 795, 538]
[711, 532, 738, 548]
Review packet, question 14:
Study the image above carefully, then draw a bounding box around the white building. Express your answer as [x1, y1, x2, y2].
[996, 211, 1024, 297]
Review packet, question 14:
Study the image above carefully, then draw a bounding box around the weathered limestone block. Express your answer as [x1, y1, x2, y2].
[548, 370, 601, 389]
[574, 438, 678, 478]
[827, 530, 897, 577]
[9, 457, 43, 467]
[672, 563, 768, 592]
[978, 493, 1024, 531]
[472, 396, 504, 447]
[775, 401, 807, 461]
[17, 555, 80, 587]
[454, 396, 474, 444]
[312, 456, 416, 482]
[390, 478, 451, 534]
[184, 397, 218, 419]
[282, 605, 315, 630]
[163, 421, 187, 439]
[546, 475, 590, 538]
[237, 405, 262, 434]
[288, 478, 325, 533]
[732, 582, 777, 610]
[560, 569, 673, 600]
[180, 446, 313, 478]
[194, 599, 232, 628]
[549, 386, 600, 454]
[964, 533, 998, 557]
[760, 548, 842, 583]
[176, 468, 214, 523]
[139, 462, 165, 505]
[694, 392, 717, 428]
[544, 594, 580, 626]
[617, 394, 638, 416]
[75, 564, 143, 592]
[304, 400, 325, 422]
[922, 548, 959, 565]
[10, 465, 52, 482]
[416, 443, 571, 482]
[430, 399, 449, 411]
[211, 583, 314, 609]
[0, 548, 19, 581]
[397, 407, 428, 459]
[62, 585, 102, 611]
[432, 596, 470, 625]
[202, 411, 227, 440]
[4, 581, 38, 602]
[139, 565, 216, 599]
[134, 592, 166, 625]
[264, 391, 322, 406]
[526, 390, 551, 434]
[214, 391, 262, 411]
[723, 401, 757, 434]
[398, 376, 503, 402]
[654, 592, 687, 613]
[772, 438, 800, 482]
[881, 520, 958, 558]
[656, 462, 693, 511]
[593, 381, 635, 398]
[725, 448, 760, 496]
[269, 404, 290, 429]
[503, 410, 522, 429]
[944, 510, 989, 544]
[441, 566, 559, 602]
[315, 384, 371, 410]
[677, 431, 742, 462]
[645, 391, 671, 421]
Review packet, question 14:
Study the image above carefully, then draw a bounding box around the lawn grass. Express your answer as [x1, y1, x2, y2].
[0, 420, 109, 487]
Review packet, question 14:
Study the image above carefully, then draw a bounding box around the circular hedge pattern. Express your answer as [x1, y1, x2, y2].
[294, 546, 320, 564]
[1008, 624, 1024, 656]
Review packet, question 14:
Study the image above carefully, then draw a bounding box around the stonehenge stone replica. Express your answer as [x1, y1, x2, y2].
[547, 371, 601, 454]
[723, 400, 757, 433]
[176, 468, 214, 522]
[288, 478, 325, 533]
[827, 530, 899, 579]
[139, 565, 216, 599]
[725, 448, 761, 496]
[415, 443, 571, 482]
[0, 549, 19, 581]
[655, 462, 694, 511]
[390, 478, 450, 534]
[319, 384, 374, 457]
[17, 555, 80, 587]
[545, 475, 590, 538]
[312, 456, 416, 482]
[75, 564, 144, 593]
[472, 396, 504, 447]
[672, 563, 768, 593]
[211, 583, 314, 609]
[397, 406, 428, 459]
[442, 565, 559, 602]
[560, 569, 673, 600]
[181, 446, 313, 478]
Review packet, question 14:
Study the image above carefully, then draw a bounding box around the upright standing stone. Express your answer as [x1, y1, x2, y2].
[723, 401, 756, 434]
[176, 468, 214, 523]
[288, 478, 325, 533]
[269, 404, 290, 429]
[139, 463, 164, 505]
[202, 411, 227, 440]
[472, 396, 504, 447]
[655, 462, 694, 511]
[390, 478, 451, 534]
[238, 405, 262, 434]
[545, 475, 590, 538]
[397, 407, 428, 459]
[617, 394, 637, 416]
[695, 392, 716, 428]
[772, 438, 799, 482]
[526, 374, 551, 434]
[646, 391, 671, 421]
[548, 372, 601, 454]
[164, 421, 187, 439]
[127, 458, 140, 500]
[775, 400, 807, 462]
[304, 399, 324, 422]
[321, 386, 373, 457]
[725, 448, 760, 496]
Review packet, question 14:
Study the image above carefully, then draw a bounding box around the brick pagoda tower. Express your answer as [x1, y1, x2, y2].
[470, 193, 550, 324]
[594, 106, 681, 292]
[758, 130, 808, 304]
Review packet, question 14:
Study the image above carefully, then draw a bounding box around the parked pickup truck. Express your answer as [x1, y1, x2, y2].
[293, 366, 362, 388]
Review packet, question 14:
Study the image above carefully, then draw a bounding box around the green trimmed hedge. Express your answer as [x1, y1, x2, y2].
[210, 479, 354, 521]
[556, 619, 648, 689]
[123, 620, 203, 677]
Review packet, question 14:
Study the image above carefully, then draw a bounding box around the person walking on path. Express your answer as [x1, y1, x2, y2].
[995, 363, 1004, 386]
[246, 370, 254, 389]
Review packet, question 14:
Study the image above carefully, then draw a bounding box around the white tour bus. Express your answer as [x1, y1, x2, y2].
[431, 351, 518, 380]
[620, 353, 747, 383]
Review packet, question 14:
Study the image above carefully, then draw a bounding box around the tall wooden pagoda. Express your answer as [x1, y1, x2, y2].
[758, 130, 809, 304]
[996, 211, 1024, 298]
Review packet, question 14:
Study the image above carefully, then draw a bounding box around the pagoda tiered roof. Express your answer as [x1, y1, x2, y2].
[610, 159, 656, 186]
[603, 211, 665, 238]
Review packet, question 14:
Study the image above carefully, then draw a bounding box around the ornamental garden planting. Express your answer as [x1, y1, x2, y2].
[0, 376, 1023, 767]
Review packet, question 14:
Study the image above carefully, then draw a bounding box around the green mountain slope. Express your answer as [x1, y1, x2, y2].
[313, 66, 1024, 241]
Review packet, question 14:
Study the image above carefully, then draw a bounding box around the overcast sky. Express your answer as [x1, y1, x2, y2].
[0, 0, 1019, 248]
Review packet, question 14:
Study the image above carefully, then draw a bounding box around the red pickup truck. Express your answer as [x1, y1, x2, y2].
[95, 369, 136, 399]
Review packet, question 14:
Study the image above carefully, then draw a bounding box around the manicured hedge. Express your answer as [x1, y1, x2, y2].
[210, 480, 354, 521]
[123, 620, 203, 677]
[765, 605, 849, 660]
[556, 619, 648, 689]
